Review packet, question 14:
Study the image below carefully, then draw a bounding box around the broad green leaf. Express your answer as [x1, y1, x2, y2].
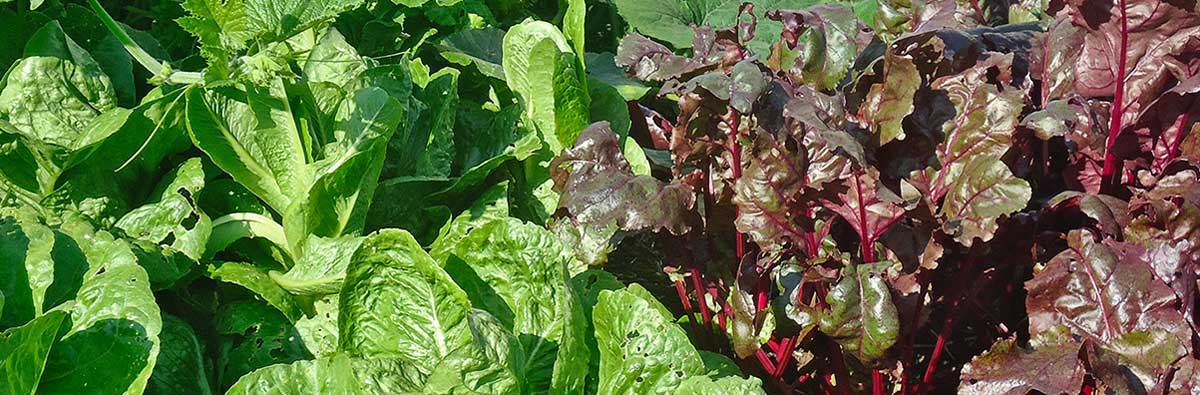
[569, 269, 624, 393]
[502, 20, 572, 109]
[284, 86, 405, 246]
[0, 10, 51, 74]
[698, 351, 743, 378]
[226, 353, 363, 395]
[408, 69, 460, 178]
[39, 249, 162, 395]
[209, 261, 304, 322]
[0, 22, 116, 147]
[593, 284, 705, 394]
[585, 53, 650, 101]
[859, 51, 918, 145]
[588, 77, 632, 141]
[304, 28, 367, 87]
[563, 0, 587, 58]
[527, 40, 592, 153]
[269, 235, 364, 296]
[213, 300, 312, 389]
[197, 178, 272, 217]
[446, 218, 588, 393]
[677, 375, 766, 394]
[439, 28, 506, 81]
[64, 89, 192, 194]
[818, 262, 899, 362]
[614, 0, 822, 57]
[0, 213, 58, 327]
[116, 158, 212, 262]
[362, 178, 453, 245]
[148, 314, 213, 395]
[0, 311, 66, 395]
[186, 81, 310, 213]
[938, 158, 1031, 246]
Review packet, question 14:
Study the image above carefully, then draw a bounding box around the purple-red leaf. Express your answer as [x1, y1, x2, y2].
[959, 331, 1085, 395]
[551, 122, 697, 235]
[819, 169, 906, 245]
[1025, 230, 1188, 345]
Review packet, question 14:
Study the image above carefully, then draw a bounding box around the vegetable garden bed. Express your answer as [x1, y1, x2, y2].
[0, 0, 1197, 393]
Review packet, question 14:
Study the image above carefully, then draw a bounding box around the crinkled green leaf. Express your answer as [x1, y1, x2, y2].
[209, 262, 304, 322]
[676, 375, 766, 395]
[213, 300, 312, 389]
[446, 218, 588, 393]
[337, 229, 472, 371]
[39, 235, 161, 395]
[226, 353, 363, 395]
[428, 182, 509, 263]
[593, 284, 706, 394]
[0, 22, 116, 147]
[293, 295, 339, 357]
[818, 262, 899, 362]
[116, 158, 212, 262]
[269, 235, 364, 296]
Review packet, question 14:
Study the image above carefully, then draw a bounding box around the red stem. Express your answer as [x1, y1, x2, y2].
[918, 258, 986, 393]
[690, 268, 712, 326]
[729, 109, 745, 261]
[1101, 0, 1129, 186]
[755, 349, 777, 374]
[1158, 112, 1190, 172]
